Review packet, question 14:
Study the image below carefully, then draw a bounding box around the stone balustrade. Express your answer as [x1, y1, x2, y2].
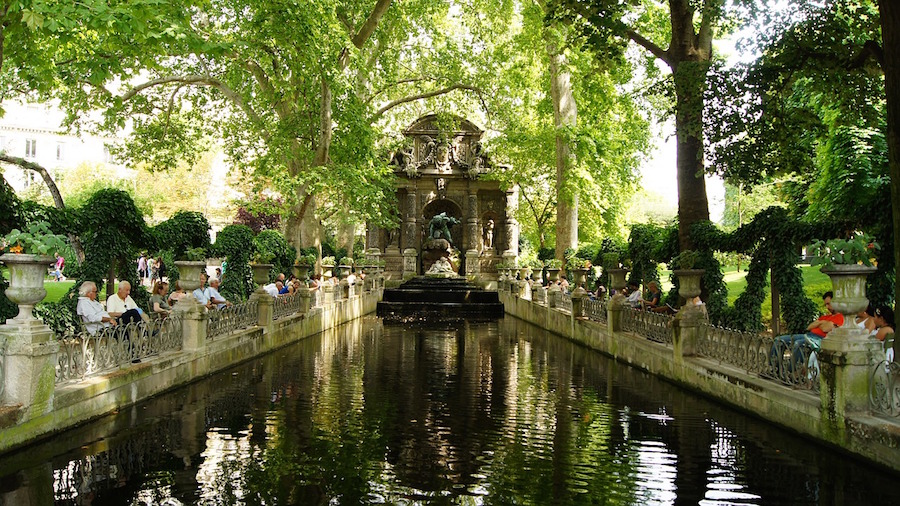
[0, 276, 382, 454]
[497, 280, 900, 473]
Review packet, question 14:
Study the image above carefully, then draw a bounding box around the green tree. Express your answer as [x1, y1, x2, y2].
[551, 0, 745, 252]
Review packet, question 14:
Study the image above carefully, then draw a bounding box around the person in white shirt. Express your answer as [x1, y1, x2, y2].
[192, 272, 215, 309]
[76, 281, 116, 334]
[346, 272, 357, 285]
[625, 281, 642, 308]
[263, 281, 283, 297]
[107, 280, 143, 324]
[207, 278, 231, 309]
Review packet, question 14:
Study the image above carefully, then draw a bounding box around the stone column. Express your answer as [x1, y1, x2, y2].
[322, 284, 335, 305]
[403, 191, 419, 279]
[0, 319, 58, 419]
[466, 192, 481, 277]
[298, 288, 312, 314]
[818, 326, 883, 425]
[251, 290, 274, 332]
[503, 186, 519, 258]
[175, 297, 208, 352]
[608, 293, 627, 333]
[673, 304, 707, 363]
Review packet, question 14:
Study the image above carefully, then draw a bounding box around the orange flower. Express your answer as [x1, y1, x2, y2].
[9, 244, 23, 254]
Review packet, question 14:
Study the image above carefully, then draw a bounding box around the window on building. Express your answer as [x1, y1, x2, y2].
[25, 139, 36, 159]
[56, 142, 65, 161]
[103, 145, 114, 163]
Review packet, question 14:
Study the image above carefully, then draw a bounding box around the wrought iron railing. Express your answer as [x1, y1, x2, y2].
[699, 324, 819, 391]
[583, 298, 608, 324]
[56, 316, 183, 383]
[869, 337, 898, 415]
[273, 293, 302, 320]
[621, 307, 673, 345]
[207, 300, 258, 339]
[870, 360, 900, 417]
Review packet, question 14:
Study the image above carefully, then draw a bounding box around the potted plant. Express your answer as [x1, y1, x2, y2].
[293, 252, 316, 281]
[320, 255, 336, 278]
[811, 233, 879, 322]
[603, 253, 628, 292]
[671, 250, 704, 300]
[1, 221, 67, 323]
[250, 250, 275, 285]
[545, 258, 563, 283]
[174, 246, 208, 291]
[527, 258, 544, 284]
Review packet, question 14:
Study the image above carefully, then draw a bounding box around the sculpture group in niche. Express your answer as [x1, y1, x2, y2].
[428, 212, 460, 245]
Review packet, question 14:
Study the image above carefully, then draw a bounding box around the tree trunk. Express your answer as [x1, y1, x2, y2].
[879, 0, 900, 307]
[673, 61, 710, 251]
[547, 27, 578, 262]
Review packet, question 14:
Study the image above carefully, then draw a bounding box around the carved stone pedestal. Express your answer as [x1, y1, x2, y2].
[0, 321, 58, 418]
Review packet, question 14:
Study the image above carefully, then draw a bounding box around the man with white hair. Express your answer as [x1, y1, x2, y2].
[263, 281, 283, 297]
[76, 281, 116, 334]
[106, 280, 142, 324]
[207, 278, 231, 309]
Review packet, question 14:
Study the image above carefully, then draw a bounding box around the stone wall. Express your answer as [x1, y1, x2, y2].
[500, 288, 900, 474]
[0, 286, 381, 454]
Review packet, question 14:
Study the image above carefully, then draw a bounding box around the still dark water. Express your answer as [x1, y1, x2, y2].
[1, 316, 898, 505]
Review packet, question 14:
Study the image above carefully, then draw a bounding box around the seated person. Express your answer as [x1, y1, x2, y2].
[106, 280, 143, 324]
[76, 281, 117, 334]
[870, 305, 895, 362]
[150, 281, 173, 318]
[192, 272, 215, 309]
[770, 291, 842, 372]
[207, 278, 231, 309]
[642, 281, 663, 312]
[168, 281, 187, 305]
[625, 281, 642, 308]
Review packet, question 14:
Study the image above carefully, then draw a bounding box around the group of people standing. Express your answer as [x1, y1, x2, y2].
[136, 253, 167, 287]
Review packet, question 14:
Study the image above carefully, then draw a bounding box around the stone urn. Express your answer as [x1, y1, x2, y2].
[0, 253, 53, 323]
[293, 264, 311, 281]
[250, 263, 273, 285]
[174, 260, 208, 291]
[520, 266, 532, 281]
[321, 263, 334, 279]
[821, 264, 877, 328]
[546, 268, 561, 283]
[607, 268, 629, 293]
[337, 264, 352, 280]
[573, 268, 589, 288]
[673, 269, 705, 301]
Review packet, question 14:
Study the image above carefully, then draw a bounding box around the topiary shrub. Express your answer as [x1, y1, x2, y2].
[254, 229, 296, 282]
[215, 224, 255, 302]
[154, 211, 211, 259]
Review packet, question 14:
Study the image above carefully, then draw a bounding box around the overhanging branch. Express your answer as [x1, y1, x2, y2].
[370, 84, 484, 120]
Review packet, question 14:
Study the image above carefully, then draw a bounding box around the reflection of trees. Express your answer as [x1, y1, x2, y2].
[10, 315, 900, 504]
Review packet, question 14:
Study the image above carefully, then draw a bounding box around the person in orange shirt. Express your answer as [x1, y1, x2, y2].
[770, 291, 841, 374]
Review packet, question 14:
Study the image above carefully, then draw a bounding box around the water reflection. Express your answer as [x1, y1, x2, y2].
[0, 316, 897, 505]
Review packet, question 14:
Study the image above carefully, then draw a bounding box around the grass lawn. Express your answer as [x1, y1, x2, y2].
[662, 264, 832, 325]
[1, 268, 106, 304]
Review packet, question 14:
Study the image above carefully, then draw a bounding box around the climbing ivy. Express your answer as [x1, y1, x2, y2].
[0, 177, 23, 321]
[214, 224, 255, 302]
[254, 229, 296, 281]
[77, 188, 155, 310]
[154, 211, 211, 259]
